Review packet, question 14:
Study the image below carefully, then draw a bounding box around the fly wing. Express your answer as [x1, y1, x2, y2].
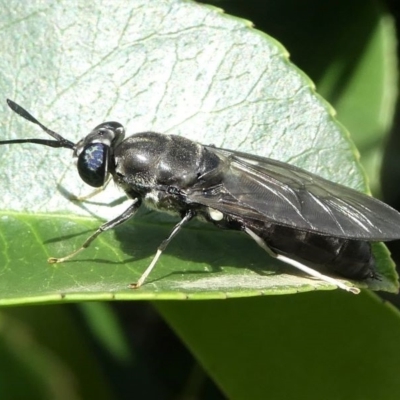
[186, 147, 400, 241]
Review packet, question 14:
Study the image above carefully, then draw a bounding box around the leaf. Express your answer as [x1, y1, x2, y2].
[157, 290, 400, 400]
[0, 0, 397, 305]
[204, 1, 398, 195]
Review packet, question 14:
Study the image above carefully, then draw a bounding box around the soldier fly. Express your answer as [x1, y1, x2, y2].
[2, 99, 400, 294]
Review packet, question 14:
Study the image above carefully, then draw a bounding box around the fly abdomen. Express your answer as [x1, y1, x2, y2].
[328, 239, 376, 280]
[258, 224, 377, 280]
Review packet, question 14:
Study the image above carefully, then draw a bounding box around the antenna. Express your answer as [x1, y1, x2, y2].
[0, 100, 75, 149]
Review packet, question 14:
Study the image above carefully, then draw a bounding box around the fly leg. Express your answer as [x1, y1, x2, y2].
[69, 176, 112, 201]
[48, 198, 141, 264]
[244, 227, 360, 294]
[131, 210, 195, 289]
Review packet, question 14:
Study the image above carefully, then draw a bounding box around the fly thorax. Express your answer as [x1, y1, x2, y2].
[113, 132, 168, 193]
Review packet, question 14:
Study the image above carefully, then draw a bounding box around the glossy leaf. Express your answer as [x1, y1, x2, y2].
[0, 0, 397, 305]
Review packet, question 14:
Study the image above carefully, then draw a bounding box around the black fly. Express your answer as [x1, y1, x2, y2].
[2, 99, 400, 294]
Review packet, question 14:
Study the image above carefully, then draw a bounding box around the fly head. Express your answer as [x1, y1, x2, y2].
[74, 122, 125, 187]
[0, 100, 125, 188]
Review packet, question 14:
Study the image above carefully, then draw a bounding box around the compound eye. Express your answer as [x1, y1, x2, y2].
[77, 143, 108, 187]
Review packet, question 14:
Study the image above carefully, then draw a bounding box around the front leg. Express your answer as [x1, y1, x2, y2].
[48, 198, 142, 264]
[69, 176, 112, 201]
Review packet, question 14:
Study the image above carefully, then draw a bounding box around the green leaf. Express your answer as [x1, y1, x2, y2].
[213, 0, 398, 195]
[0, 0, 397, 305]
[157, 290, 400, 400]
